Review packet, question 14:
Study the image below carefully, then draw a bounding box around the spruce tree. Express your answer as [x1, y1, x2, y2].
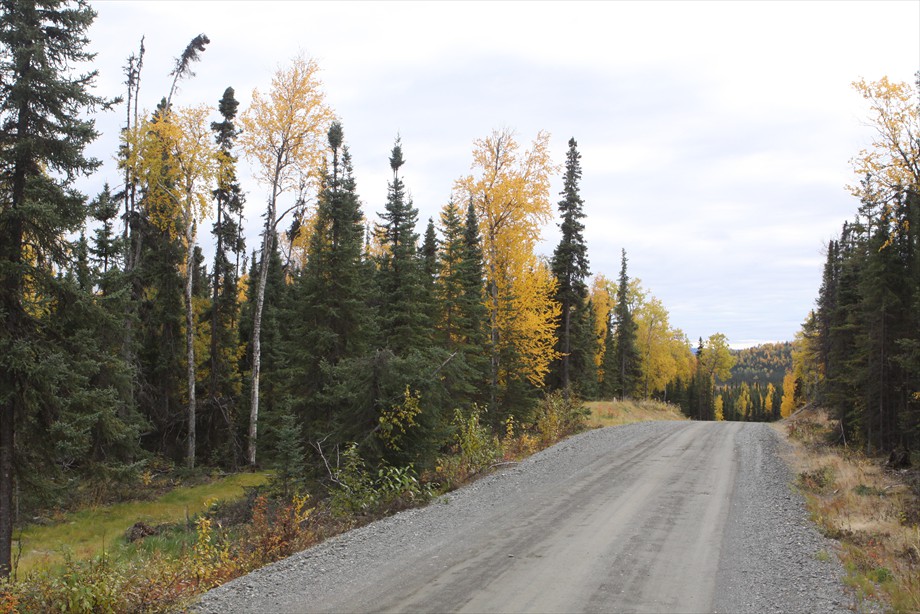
[550, 138, 590, 394]
[570, 299, 599, 398]
[421, 218, 438, 281]
[204, 86, 245, 465]
[88, 184, 124, 285]
[611, 249, 642, 399]
[0, 0, 117, 576]
[859, 202, 909, 450]
[268, 409, 306, 498]
[458, 199, 489, 400]
[433, 200, 488, 409]
[305, 122, 368, 363]
[600, 308, 618, 398]
[134, 218, 186, 451]
[289, 122, 370, 439]
[435, 200, 466, 348]
[374, 137, 427, 354]
[825, 222, 865, 441]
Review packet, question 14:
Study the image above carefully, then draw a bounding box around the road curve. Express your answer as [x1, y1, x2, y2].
[196, 421, 849, 613]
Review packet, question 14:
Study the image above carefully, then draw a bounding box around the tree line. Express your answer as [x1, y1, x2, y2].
[786, 75, 920, 454]
[0, 0, 748, 578]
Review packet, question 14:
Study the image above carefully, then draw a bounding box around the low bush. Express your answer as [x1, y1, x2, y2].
[330, 443, 434, 516]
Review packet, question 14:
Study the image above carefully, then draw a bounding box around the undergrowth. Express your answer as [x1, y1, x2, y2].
[782, 407, 920, 612]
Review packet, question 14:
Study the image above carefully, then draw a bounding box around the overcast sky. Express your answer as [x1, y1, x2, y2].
[81, 1, 920, 348]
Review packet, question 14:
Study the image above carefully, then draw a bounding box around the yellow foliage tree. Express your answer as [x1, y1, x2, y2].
[635, 294, 671, 398]
[454, 128, 560, 412]
[780, 370, 797, 418]
[791, 312, 823, 401]
[628, 280, 695, 399]
[714, 395, 724, 421]
[849, 76, 920, 204]
[736, 382, 752, 421]
[701, 333, 736, 383]
[670, 329, 696, 386]
[130, 104, 218, 468]
[589, 275, 612, 380]
[764, 382, 776, 419]
[239, 55, 335, 466]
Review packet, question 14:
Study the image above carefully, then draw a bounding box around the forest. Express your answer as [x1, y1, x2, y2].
[1, 0, 917, 592]
[786, 76, 920, 455]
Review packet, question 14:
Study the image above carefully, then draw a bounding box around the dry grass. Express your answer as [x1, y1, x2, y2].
[779, 407, 920, 612]
[585, 399, 687, 428]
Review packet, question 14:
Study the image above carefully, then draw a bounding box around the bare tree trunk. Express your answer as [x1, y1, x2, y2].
[185, 222, 197, 469]
[489, 276, 500, 413]
[1, 111, 30, 578]
[122, 38, 144, 419]
[563, 302, 571, 399]
[0, 397, 14, 579]
[209, 197, 223, 443]
[248, 201, 275, 468]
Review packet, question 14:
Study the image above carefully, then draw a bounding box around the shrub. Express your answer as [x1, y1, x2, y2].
[434, 406, 501, 488]
[242, 494, 313, 567]
[330, 443, 432, 516]
[534, 391, 589, 445]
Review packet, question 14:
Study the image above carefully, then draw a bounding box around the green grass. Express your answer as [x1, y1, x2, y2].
[14, 471, 270, 575]
[585, 399, 687, 428]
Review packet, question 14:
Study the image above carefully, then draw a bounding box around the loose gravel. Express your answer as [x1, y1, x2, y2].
[712, 424, 849, 613]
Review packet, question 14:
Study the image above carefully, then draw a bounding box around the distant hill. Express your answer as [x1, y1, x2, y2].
[726, 342, 793, 386]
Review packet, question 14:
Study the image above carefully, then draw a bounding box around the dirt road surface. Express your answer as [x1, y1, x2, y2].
[196, 421, 849, 613]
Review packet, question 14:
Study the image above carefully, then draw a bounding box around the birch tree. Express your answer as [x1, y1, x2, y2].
[129, 104, 218, 468]
[239, 55, 334, 466]
[455, 129, 560, 417]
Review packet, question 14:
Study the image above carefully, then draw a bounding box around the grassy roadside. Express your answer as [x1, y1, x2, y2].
[585, 398, 687, 428]
[13, 472, 270, 576]
[778, 407, 920, 612]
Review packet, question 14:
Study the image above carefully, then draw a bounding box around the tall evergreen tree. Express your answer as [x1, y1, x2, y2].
[421, 217, 438, 281]
[203, 86, 245, 465]
[570, 299, 599, 398]
[374, 137, 427, 353]
[599, 306, 617, 398]
[457, 199, 489, 400]
[288, 122, 369, 439]
[549, 137, 590, 394]
[815, 238, 839, 389]
[433, 200, 488, 408]
[858, 201, 910, 450]
[611, 249, 641, 398]
[133, 214, 186, 454]
[435, 200, 466, 348]
[0, 0, 120, 576]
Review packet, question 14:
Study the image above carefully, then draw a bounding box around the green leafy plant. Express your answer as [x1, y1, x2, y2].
[330, 444, 432, 515]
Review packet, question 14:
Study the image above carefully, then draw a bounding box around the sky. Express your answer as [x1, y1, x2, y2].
[80, 0, 920, 348]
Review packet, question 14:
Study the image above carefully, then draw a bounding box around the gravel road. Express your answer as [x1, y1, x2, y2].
[195, 421, 851, 613]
